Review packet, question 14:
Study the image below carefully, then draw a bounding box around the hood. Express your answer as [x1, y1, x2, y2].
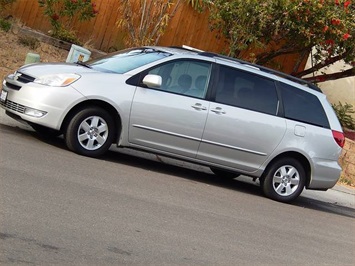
[18, 62, 99, 78]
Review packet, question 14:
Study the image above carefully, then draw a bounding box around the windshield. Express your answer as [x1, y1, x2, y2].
[88, 48, 171, 74]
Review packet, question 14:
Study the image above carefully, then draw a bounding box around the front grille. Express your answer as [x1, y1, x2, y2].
[4, 72, 36, 91]
[5, 82, 21, 90]
[17, 73, 35, 84]
[0, 99, 26, 113]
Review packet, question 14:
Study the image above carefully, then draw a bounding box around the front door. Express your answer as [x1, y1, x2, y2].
[129, 59, 212, 158]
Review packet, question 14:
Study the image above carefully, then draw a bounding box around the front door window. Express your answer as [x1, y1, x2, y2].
[146, 60, 211, 99]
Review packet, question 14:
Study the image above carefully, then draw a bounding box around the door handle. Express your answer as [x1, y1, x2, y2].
[210, 107, 226, 115]
[191, 103, 207, 111]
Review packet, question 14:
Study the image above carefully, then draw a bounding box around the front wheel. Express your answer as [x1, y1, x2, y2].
[65, 107, 115, 157]
[261, 158, 306, 203]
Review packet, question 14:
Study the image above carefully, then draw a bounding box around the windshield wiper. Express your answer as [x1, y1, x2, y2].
[76, 61, 92, 68]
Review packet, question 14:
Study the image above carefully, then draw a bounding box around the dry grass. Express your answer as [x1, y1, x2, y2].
[0, 26, 67, 81]
[338, 175, 355, 188]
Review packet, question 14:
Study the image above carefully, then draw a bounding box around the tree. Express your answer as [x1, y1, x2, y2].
[209, 0, 355, 82]
[116, 0, 182, 47]
[116, 0, 212, 47]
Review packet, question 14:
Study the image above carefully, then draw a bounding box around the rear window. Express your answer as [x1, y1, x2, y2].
[88, 48, 171, 74]
[279, 82, 330, 128]
[215, 65, 279, 115]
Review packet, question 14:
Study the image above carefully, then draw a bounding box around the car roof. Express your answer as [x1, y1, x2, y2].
[148, 45, 322, 93]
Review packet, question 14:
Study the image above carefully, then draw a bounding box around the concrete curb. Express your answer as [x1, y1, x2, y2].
[333, 184, 355, 195]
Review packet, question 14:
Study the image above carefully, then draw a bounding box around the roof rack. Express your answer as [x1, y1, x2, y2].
[169, 45, 204, 53]
[199, 52, 322, 93]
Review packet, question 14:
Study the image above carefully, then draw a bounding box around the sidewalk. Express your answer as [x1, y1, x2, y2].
[333, 184, 355, 195]
[302, 184, 355, 209]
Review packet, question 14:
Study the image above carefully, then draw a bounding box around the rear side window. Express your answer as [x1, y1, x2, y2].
[279, 82, 330, 128]
[214, 65, 279, 115]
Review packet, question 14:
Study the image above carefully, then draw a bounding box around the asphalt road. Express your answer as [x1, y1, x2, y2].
[0, 110, 354, 265]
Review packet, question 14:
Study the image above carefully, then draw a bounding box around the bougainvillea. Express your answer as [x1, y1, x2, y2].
[38, 0, 98, 43]
[210, 0, 354, 82]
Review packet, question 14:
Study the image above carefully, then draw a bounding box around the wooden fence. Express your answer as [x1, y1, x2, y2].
[7, 0, 226, 51]
[6, 0, 306, 73]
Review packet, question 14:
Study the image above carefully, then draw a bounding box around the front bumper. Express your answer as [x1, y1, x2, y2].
[1, 80, 84, 130]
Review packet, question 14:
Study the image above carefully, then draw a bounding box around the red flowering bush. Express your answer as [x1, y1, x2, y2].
[38, 0, 98, 43]
[210, 0, 355, 82]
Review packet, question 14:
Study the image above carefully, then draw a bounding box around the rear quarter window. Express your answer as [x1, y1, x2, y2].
[215, 65, 279, 115]
[279, 82, 330, 128]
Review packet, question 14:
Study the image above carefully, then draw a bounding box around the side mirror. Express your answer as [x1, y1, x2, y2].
[142, 74, 162, 89]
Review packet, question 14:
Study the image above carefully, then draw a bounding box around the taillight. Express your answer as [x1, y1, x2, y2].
[332, 130, 345, 148]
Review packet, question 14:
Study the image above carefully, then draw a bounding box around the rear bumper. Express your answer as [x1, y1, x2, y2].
[307, 157, 341, 190]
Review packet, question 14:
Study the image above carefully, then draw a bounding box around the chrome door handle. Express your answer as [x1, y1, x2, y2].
[191, 103, 207, 111]
[211, 107, 226, 115]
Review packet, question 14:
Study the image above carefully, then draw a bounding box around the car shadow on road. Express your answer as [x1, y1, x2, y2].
[104, 147, 264, 197]
[103, 148, 354, 219]
[295, 196, 355, 218]
[23, 129, 355, 219]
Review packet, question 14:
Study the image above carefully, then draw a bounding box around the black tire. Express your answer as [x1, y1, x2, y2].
[31, 124, 62, 138]
[65, 107, 115, 157]
[261, 157, 306, 203]
[210, 167, 240, 179]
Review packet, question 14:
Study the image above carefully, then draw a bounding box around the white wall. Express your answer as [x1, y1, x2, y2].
[304, 55, 355, 119]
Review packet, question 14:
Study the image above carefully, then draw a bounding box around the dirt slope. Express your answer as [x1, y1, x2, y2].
[0, 29, 67, 81]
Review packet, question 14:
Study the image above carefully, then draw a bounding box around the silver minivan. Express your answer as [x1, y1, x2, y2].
[0, 46, 345, 202]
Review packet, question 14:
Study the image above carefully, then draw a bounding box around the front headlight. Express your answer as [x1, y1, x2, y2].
[34, 74, 81, 87]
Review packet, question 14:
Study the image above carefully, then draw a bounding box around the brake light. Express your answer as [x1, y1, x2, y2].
[332, 130, 345, 148]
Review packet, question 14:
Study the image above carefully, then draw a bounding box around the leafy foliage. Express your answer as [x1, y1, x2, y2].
[0, 18, 11, 31]
[209, 0, 355, 82]
[332, 101, 355, 129]
[0, 0, 15, 32]
[38, 0, 98, 43]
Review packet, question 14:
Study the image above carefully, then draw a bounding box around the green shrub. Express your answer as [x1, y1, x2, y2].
[0, 17, 11, 31]
[18, 35, 40, 50]
[0, 0, 16, 31]
[332, 102, 355, 130]
[51, 27, 81, 45]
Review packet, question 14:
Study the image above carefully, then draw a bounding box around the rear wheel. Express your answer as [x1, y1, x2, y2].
[210, 167, 240, 179]
[261, 158, 306, 202]
[65, 107, 115, 157]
